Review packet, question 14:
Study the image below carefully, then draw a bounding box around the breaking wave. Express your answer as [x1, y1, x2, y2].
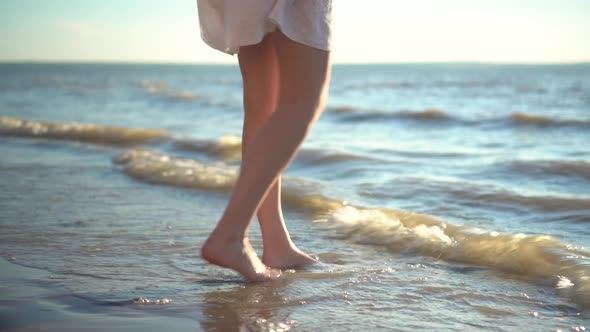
[510, 112, 590, 127]
[114, 148, 237, 191]
[111, 148, 590, 308]
[2, 116, 589, 307]
[0, 116, 168, 145]
[319, 205, 590, 308]
[329, 107, 590, 129]
[174, 136, 242, 161]
[0, 116, 386, 168]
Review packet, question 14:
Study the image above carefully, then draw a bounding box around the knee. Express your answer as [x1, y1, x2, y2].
[279, 75, 329, 113]
[277, 100, 325, 138]
[242, 76, 280, 119]
[280, 86, 328, 121]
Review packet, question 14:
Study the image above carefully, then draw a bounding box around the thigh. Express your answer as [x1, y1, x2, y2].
[238, 35, 279, 113]
[272, 31, 331, 111]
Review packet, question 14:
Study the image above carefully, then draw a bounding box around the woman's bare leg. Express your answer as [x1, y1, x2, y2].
[258, 179, 319, 268]
[237, 36, 318, 269]
[201, 31, 330, 281]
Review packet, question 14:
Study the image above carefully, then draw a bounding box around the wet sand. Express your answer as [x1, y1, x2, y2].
[0, 258, 197, 331]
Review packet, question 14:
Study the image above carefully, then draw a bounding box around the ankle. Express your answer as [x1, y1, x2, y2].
[263, 231, 293, 246]
[262, 240, 297, 256]
[204, 228, 246, 248]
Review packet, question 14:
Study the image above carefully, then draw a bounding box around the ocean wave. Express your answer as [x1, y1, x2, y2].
[330, 107, 452, 123]
[336, 79, 501, 92]
[111, 148, 590, 308]
[175, 135, 382, 166]
[114, 148, 342, 212]
[141, 80, 200, 102]
[329, 107, 590, 129]
[369, 176, 590, 214]
[510, 112, 590, 127]
[114, 148, 237, 191]
[429, 79, 501, 89]
[174, 136, 242, 161]
[338, 81, 416, 91]
[397, 109, 451, 121]
[371, 147, 481, 158]
[318, 205, 590, 308]
[455, 184, 590, 213]
[5, 117, 588, 307]
[294, 148, 383, 166]
[0, 116, 168, 145]
[505, 159, 590, 181]
[515, 85, 547, 94]
[0, 116, 384, 169]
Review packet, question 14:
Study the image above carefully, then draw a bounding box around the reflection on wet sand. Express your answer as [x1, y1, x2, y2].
[200, 279, 298, 332]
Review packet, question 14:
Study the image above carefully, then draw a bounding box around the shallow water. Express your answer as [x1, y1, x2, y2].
[0, 63, 589, 330]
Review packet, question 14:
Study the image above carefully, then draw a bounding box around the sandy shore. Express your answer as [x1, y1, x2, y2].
[0, 257, 197, 331]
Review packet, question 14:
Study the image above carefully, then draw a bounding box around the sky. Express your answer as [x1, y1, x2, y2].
[0, 0, 589, 64]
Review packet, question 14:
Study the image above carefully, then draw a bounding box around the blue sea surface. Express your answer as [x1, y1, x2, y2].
[1, 63, 589, 331]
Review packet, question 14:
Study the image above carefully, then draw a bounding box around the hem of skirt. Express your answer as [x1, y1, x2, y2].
[267, 18, 331, 52]
[200, 31, 238, 56]
[200, 23, 331, 56]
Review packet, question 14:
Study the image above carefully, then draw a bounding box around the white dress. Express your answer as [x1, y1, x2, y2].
[197, 0, 332, 55]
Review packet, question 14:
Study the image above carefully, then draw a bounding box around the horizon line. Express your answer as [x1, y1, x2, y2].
[1, 60, 590, 66]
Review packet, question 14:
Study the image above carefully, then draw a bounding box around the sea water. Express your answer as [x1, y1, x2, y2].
[0, 63, 589, 330]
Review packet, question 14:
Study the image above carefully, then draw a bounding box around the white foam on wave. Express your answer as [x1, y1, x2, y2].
[133, 297, 172, 305]
[320, 206, 453, 252]
[0, 116, 168, 145]
[317, 205, 590, 308]
[114, 148, 237, 190]
[111, 147, 590, 308]
[557, 276, 574, 289]
[175, 135, 242, 161]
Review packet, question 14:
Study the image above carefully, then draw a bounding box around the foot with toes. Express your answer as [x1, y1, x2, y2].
[263, 245, 319, 269]
[201, 234, 281, 282]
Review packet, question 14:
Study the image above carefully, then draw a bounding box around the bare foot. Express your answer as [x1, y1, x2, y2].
[263, 245, 319, 269]
[201, 234, 281, 282]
